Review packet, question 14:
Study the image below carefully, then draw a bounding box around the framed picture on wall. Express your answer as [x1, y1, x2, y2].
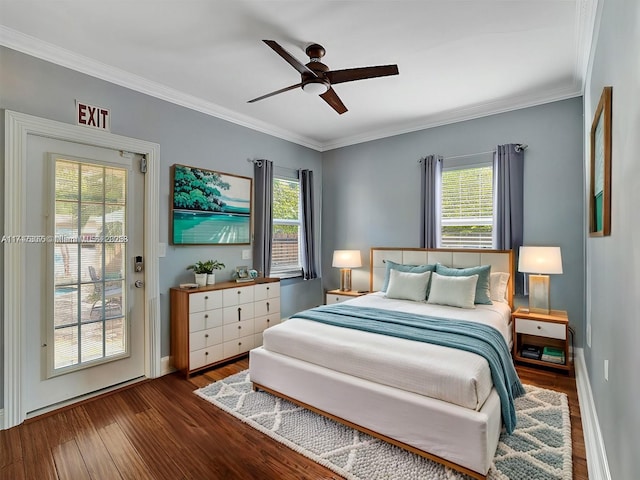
[589, 86, 612, 237]
[171, 164, 252, 245]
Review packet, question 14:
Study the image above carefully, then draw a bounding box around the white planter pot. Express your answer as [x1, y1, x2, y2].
[194, 273, 207, 287]
[206, 273, 216, 285]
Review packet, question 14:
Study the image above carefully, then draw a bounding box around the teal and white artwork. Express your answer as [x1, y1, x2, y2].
[171, 164, 252, 245]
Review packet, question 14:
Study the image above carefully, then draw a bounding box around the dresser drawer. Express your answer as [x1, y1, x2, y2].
[189, 344, 224, 370]
[188, 290, 223, 313]
[254, 298, 280, 317]
[223, 303, 255, 324]
[254, 314, 281, 333]
[189, 308, 223, 332]
[189, 327, 223, 352]
[223, 319, 255, 340]
[222, 286, 254, 306]
[223, 335, 255, 358]
[254, 282, 280, 300]
[515, 318, 566, 340]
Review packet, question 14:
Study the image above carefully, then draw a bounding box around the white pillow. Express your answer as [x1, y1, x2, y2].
[490, 272, 510, 303]
[385, 269, 431, 302]
[427, 272, 478, 309]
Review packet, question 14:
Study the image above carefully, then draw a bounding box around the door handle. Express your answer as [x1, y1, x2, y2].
[134, 280, 144, 288]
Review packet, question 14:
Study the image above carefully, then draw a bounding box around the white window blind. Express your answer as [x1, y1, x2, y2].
[440, 163, 493, 248]
[271, 176, 302, 277]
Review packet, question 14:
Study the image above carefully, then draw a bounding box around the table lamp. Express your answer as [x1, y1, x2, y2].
[518, 246, 563, 314]
[332, 250, 362, 291]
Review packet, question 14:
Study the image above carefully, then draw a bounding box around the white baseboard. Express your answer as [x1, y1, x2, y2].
[575, 348, 612, 480]
[161, 356, 176, 376]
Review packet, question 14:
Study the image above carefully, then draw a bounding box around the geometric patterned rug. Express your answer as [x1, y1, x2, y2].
[195, 371, 572, 480]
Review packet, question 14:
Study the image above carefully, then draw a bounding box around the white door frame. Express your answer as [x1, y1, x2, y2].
[3, 110, 161, 429]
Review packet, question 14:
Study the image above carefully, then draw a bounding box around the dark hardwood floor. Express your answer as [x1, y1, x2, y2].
[0, 357, 587, 479]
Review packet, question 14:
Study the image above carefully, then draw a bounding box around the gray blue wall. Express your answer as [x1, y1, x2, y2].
[584, 0, 640, 477]
[321, 98, 585, 347]
[0, 46, 325, 408]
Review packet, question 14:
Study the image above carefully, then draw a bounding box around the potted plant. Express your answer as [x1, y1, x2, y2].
[187, 260, 225, 286]
[202, 259, 225, 285]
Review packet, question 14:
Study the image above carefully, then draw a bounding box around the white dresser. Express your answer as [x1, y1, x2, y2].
[171, 279, 281, 376]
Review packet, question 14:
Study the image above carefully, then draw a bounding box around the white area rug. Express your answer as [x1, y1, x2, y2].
[195, 371, 572, 480]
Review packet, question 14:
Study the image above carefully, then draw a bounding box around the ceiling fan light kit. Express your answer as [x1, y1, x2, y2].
[248, 40, 399, 114]
[302, 80, 329, 95]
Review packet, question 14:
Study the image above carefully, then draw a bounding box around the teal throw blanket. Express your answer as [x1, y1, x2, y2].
[294, 303, 525, 434]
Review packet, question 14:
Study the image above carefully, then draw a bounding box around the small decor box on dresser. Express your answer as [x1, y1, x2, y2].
[325, 289, 367, 305]
[171, 278, 280, 376]
[512, 307, 570, 372]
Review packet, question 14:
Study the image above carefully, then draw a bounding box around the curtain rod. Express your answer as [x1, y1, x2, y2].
[418, 144, 528, 163]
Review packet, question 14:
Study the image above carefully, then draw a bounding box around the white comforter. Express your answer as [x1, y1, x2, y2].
[262, 293, 512, 410]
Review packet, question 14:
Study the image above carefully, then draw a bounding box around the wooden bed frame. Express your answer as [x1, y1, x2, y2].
[250, 247, 515, 479]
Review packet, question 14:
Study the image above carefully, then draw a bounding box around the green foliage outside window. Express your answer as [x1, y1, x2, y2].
[273, 178, 299, 237]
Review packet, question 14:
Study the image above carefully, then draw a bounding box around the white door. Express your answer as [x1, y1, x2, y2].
[23, 135, 146, 415]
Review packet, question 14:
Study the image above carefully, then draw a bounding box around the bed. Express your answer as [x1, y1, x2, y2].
[249, 247, 519, 479]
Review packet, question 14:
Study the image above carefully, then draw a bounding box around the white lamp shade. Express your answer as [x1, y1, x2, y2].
[332, 250, 362, 268]
[518, 246, 563, 274]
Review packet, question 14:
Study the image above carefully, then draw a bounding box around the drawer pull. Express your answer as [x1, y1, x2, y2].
[266, 301, 270, 312]
[205, 351, 209, 356]
[266, 319, 270, 324]
[205, 334, 209, 338]
[237, 290, 241, 295]
[205, 296, 209, 300]
[238, 325, 241, 330]
[238, 342, 242, 346]
[537, 326, 541, 330]
[237, 307, 242, 321]
[205, 314, 208, 319]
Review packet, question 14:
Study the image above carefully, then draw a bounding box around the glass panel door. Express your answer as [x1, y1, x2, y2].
[52, 159, 128, 375]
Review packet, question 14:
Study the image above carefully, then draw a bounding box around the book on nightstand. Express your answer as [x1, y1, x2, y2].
[520, 344, 542, 360]
[541, 346, 565, 364]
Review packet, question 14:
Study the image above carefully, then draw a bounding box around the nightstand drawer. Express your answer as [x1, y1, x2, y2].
[326, 294, 352, 305]
[515, 318, 566, 340]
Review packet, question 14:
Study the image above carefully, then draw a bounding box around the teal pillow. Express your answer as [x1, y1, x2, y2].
[435, 263, 493, 305]
[382, 260, 436, 293]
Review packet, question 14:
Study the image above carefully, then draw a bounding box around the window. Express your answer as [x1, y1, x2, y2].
[271, 175, 302, 277]
[440, 162, 493, 248]
[52, 159, 128, 372]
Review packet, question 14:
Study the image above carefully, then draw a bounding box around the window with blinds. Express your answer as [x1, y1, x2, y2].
[271, 176, 302, 277]
[440, 163, 494, 248]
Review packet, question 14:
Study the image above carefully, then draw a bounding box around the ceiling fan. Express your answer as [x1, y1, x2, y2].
[248, 40, 399, 114]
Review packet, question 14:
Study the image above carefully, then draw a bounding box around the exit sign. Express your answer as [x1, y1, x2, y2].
[76, 101, 110, 131]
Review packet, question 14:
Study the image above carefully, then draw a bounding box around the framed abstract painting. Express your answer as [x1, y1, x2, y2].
[171, 164, 252, 245]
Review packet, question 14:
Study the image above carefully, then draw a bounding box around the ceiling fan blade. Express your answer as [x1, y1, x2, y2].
[326, 65, 399, 85]
[263, 40, 318, 77]
[320, 88, 348, 114]
[247, 83, 301, 103]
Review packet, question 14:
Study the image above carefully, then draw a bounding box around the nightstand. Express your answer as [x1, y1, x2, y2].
[325, 289, 367, 305]
[512, 307, 570, 372]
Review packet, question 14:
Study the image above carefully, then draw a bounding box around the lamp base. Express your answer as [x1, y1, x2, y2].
[528, 274, 550, 315]
[339, 268, 352, 291]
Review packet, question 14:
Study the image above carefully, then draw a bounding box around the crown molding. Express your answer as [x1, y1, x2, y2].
[321, 84, 583, 151]
[2, 3, 597, 154]
[0, 26, 323, 151]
